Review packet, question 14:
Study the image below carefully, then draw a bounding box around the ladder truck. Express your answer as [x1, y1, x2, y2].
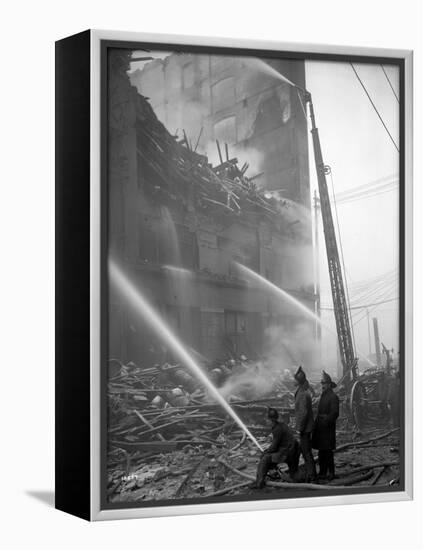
[304, 90, 398, 429]
[303, 92, 391, 428]
[304, 92, 358, 382]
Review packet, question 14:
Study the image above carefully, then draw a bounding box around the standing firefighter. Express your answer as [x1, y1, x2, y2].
[312, 371, 339, 481]
[294, 366, 317, 482]
[254, 408, 300, 489]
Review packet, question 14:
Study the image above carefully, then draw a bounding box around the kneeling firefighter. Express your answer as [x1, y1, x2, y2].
[255, 407, 300, 489]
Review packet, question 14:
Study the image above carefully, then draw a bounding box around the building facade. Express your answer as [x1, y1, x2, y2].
[108, 49, 316, 369]
[130, 52, 310, 204]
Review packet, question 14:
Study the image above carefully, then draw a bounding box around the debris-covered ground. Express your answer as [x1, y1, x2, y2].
[107, 360, 400, 503]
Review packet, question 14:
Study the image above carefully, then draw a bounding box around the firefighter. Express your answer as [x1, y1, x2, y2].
[312, 371, 339, 481]
[254, 407, 300, 489]
[294, 366, 317, 482]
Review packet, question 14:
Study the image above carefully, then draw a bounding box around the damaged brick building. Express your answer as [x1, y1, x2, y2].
[108, 49, 316, 368]
[129, 52, 310, 201]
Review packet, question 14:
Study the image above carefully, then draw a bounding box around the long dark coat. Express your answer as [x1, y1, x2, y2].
[294, 382, 314, 434]
[312, 388, 339, 450]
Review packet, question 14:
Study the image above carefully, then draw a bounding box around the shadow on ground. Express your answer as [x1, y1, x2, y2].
[26, 490, 55, 508]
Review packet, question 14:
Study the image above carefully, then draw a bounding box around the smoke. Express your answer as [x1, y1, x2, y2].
[282, 242, 315, 290]
[219, 360, 277, 401]
[218, 321, 325, 401]
[172, 100, 211, 149]
[199, 140, 264, 177]
[233, 145, 264, 178]
[129, 51, 270, 178]
[264, 322, 319, 372]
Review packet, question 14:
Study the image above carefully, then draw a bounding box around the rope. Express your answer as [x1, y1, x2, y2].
[350, 63, 399, 152]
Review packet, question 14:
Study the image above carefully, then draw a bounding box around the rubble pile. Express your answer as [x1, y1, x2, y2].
[107, 359, 287, 448]
[108, 416, 400, 503]
[107, 360, 400, 502]
[107, 358, 291, 498]
[135, 91, 297, 233]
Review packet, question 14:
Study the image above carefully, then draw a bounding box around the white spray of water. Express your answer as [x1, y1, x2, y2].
[244, 57, 300, 89]
[237, 262, 323, 325]
[109, 259, 264, 451]
[162, 207, 181, 265]
[162, 265, 193, 276]
[235, 262, 375, 368]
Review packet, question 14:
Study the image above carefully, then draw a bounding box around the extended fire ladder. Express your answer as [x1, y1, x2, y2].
[304, 92, 358, 381]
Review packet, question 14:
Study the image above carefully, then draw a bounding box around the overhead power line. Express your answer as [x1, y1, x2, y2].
[336, 174, 398, 199]
[347, 269, 397, 291]
[350, 278, 398, 312]
[350, 63, 399, 153]
[353, 301, 397, 327]
[320, 296, 398, 311]
[352, 283, 398, 326]
[322, 275, 398, 308]
[337, 186, 398, 205]
[338, 180, 397, 199]
[381, 65, 400, 103]
[314, 175, 399, 206]
[336, 180, 398, 203]
[350, 284, 398, 308]
[320, 276, 398, 322]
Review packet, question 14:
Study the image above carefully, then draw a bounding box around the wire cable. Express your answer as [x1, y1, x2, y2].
[320, 296, 398, 311]
[337, 180, 398, 202]
[336, 174, 398, 199]
[337, 184, 397, 203]
[352, 283, 398, 326]
[349, 272, 398, 300]
[350, 278, 398, 313]
[321, 274, 398, 311]
[381, 65, 399, 103]
[337, 186, 398, 205]
[348, 270, 397, 293]
[350, 63, 399, 152]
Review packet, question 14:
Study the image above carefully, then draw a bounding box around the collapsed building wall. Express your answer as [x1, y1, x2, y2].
[130, 53, 310, 205]
[108, 49, 316, 369]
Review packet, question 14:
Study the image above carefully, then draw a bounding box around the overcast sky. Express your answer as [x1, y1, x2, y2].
[305, 60, 399, 362]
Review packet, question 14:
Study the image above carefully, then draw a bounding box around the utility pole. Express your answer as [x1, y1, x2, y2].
[366, 308, 372, 356]
[373, 317, 382, 368]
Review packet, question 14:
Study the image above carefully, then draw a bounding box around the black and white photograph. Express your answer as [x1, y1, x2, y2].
[104, 42, 405, 510]
[2, 0, 422, 542]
